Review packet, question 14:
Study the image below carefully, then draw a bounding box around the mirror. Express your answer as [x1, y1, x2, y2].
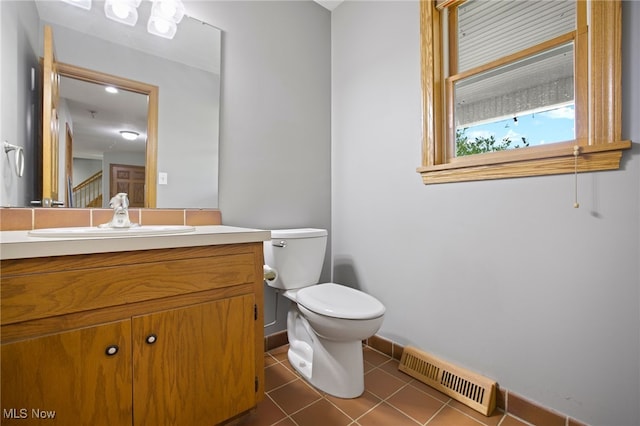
[35, 0, 221, 208]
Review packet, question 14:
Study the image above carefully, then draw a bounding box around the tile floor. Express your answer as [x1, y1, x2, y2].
[234, 345, 532, 426]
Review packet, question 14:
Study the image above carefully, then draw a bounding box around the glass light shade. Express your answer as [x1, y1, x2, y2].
[150, 0, 185, 24]
[61, 0, 92, 10]
[120, 131, 139, 141]
[104, 0, 141, 26]
[147, 16, 177, 39]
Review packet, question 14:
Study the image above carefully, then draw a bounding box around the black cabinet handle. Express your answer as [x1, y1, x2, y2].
[105, 345, 119, 356]
[145, 334, 158, 345]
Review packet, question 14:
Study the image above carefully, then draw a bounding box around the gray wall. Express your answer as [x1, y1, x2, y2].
[187, 1, 332, 335]
[73, 158, 102, 184]
[0, 0, 40, 207]
[332, 1, 639, 425]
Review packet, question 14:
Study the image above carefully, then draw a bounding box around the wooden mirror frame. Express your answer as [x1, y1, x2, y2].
[42, 62, 159, 208]
[54, 63, 158, 208]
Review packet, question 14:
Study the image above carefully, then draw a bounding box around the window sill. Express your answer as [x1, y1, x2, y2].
[416, 140, 632, 184]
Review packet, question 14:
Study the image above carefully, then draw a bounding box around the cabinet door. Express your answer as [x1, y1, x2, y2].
[1, 320, 132, 425]
[133, 295, 256, 426]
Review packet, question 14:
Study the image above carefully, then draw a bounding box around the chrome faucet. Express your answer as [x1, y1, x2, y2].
[99, 192, 136, 228]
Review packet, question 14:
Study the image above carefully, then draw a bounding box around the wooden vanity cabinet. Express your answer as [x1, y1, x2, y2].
[2, 320, 133, 425]
[132, 295, 256, 425]
[1, 243, 265, 426]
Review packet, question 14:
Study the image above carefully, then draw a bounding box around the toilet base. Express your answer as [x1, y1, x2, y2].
[287, 305, 365, 398]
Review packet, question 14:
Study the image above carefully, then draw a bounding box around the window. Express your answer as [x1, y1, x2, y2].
[417, 0, 630, 184]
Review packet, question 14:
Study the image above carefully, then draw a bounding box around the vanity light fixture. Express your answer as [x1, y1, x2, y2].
[151, 0, 185, 23]
[147, 15, 177, 39]
[147, 0, 185, 39]
[104, 0, 141, 26]
[120, 130, 139, 141]
[61, 0, 92, 10]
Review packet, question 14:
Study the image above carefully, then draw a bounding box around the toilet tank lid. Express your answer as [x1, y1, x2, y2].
[270, 228, 327, 239]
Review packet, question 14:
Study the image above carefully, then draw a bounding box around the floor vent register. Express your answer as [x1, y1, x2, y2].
[398, 345, 497, 416]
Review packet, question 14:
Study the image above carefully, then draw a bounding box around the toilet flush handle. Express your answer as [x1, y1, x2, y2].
[272, 240, 287, 248]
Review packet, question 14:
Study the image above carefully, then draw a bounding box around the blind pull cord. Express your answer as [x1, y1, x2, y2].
[573, 145, 580, 208]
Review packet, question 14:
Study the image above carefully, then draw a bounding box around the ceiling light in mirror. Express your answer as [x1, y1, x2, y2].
[61, 0, 92, 10]
[120, 130, 139, 140]
[104, 0, 140, 26]
[105, 86, 118, 94]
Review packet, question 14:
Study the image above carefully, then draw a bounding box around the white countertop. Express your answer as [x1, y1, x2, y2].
[0, 225, 271, 260]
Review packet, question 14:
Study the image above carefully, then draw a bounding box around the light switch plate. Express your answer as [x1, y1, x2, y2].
[159, 172, 168, 185]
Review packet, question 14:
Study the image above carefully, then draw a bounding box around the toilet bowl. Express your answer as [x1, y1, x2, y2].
[264, 229, 385, 398]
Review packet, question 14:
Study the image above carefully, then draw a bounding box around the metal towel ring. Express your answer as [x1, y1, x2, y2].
[3, 141, 25, 178]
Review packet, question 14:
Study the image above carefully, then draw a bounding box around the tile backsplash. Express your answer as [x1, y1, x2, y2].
[0, 208, 222, 231]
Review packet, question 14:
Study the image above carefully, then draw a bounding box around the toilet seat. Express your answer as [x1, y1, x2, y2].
[296, 283, 385, 320]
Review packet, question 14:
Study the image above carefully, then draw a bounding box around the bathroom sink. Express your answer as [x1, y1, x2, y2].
[28, 225, 196, 238]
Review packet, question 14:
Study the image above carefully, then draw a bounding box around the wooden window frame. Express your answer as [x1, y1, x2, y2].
[417, 0, 631, 185]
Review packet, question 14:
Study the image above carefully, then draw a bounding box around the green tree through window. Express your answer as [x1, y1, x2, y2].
[456, 128, 529, 157]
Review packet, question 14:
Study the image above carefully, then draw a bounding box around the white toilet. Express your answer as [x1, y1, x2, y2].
[264, 228, 385, 398]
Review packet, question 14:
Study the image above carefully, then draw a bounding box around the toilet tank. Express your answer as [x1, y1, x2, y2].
[264, 228, 328, 290]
